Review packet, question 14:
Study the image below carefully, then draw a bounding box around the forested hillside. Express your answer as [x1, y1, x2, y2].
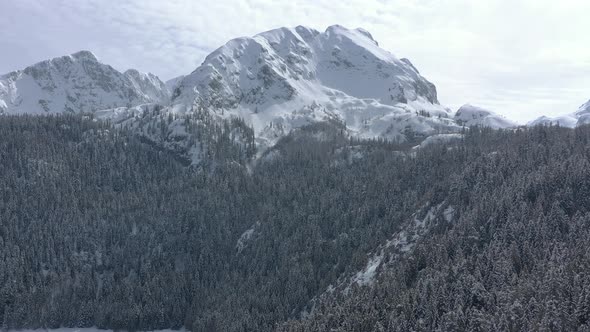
[2, 114, 590, 331]
[282, 125, 590, 331]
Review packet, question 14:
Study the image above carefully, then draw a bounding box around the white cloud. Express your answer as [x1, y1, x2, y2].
[0, 0, 589, 122]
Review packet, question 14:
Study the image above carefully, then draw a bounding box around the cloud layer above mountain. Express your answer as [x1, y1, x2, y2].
[1, 0, 589, 123]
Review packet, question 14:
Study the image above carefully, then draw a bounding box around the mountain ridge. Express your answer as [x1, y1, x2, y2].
[0, 25, 539, 164]
[528, 99, 590, 127]
[0, 50, 169, 114]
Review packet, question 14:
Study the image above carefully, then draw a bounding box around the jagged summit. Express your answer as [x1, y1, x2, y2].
[124, 69, 171, 104]
[70, 50, 98, 61]
[0, 50, 169, 114]
[21, 50, 100, 78]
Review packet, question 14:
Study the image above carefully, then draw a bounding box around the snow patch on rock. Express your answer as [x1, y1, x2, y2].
[349, 203, 452, 288]
[236, 222, 259, 253]
[353, 253, 383, 286]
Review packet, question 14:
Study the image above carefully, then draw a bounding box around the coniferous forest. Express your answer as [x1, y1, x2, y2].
[3, 114, 590, 331]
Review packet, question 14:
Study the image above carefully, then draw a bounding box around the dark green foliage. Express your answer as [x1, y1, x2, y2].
[0, 114, 257, 330]
[117, 105, 257, 165]
[3, 114, 590, 332]
[280, 125, 590, 331]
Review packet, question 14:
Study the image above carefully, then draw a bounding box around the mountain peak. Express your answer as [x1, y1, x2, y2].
[124, 69, 170, 103]
[19, 50, 99, 75]
[124, 68, 160, 81]
[124, 68, 142, 76]
[456, 103, 487, 114]
[354, 27, 378, 45]
[70, 50, 98, 62]
[169, 24, 455, 151]
[528, 98, 590, 128]
[294, 25, 320, 41]
[455, 104, 517, 129]
[0, 51, 168, 114]
[324, 24, 379, 46]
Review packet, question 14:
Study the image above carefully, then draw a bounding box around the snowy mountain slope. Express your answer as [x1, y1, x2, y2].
[167, 25, 461, 149]
[165, 75, 185, 95]
[454, 104, 518, 129]
[124, 69, 170, 104]
[0, 51, 169, 114]
[528, 99, 590, 128]
[1, 26, 520, 165]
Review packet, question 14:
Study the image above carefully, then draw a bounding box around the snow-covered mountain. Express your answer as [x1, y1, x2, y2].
[0, 51, 169, 114]
[528, 99, 590, 128]
[166, 25, 460, 148]
[124, 69, 170, 104]
[3, 25, 527, 164]
[454, 104, 518, 129]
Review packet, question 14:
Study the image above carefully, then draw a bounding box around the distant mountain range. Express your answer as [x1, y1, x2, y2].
[528, 99, 590, 127]
[0, 25, 583, 163]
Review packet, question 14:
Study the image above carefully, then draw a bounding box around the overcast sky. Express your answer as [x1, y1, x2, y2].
[1, 0, 589, 123]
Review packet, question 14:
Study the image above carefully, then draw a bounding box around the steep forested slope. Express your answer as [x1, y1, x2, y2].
[281, 126, 590, 331]
[2, 115, 590, 332]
